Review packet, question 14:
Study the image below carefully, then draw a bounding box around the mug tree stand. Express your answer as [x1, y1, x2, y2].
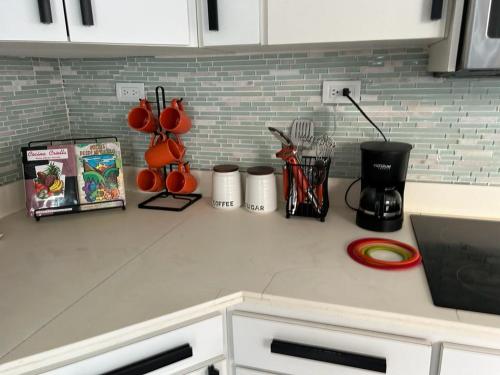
[137, 86, 202, 212]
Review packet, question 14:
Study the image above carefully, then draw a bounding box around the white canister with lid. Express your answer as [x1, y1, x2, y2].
[211, 164, 241, 210]
[245, 166, 277, 214]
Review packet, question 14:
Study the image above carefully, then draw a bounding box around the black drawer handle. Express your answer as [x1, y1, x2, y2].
[207, 0, 219, 31]
[208, 364, 220, 375]
[79, 0, 94, 26]
[271, 339, 386, 373]
[37, 0, 53, 24]
[102, 343, 193, 375]
[431, 0, 444, 20]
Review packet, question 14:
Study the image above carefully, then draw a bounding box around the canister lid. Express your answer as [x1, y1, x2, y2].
[247, 166, 275, 175]
[213, 164, 239, 173]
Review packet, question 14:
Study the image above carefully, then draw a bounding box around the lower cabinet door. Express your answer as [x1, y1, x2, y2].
[185, 360, 227, 375]
[439, 343, 500, 375]
[235, 368, 276, 375]
[232, 313, 432, 375]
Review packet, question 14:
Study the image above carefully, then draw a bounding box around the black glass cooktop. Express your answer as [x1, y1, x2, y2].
[411, 215, 500, 315]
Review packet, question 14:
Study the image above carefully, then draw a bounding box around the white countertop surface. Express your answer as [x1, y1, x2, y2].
[1, 192, 500, 365]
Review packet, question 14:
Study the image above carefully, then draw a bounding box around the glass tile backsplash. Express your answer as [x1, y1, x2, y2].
[1, 47, 500, 185]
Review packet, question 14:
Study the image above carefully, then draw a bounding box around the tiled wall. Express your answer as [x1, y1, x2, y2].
[61, 48, 500, 185]
[0, 57, 70, 185]
[2, 47, 500, 186]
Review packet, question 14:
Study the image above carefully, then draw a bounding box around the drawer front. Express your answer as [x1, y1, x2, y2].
[439, 343, 500, 375]
[232, 314, 431, 375]
[45, 315, 224, 375]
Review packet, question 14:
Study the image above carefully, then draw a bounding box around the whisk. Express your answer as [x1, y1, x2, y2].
[314, 135, 335, 161]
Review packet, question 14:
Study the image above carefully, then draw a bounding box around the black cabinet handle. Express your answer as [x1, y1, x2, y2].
[208, 364, 219, 375]
[271, 339, 387, 373]
[79, 0, 94, 26]
[37, 0, 53, 24]
[431, 0, 444, 20]
[207, 0, 219, 31]
[102, 343, 193, 375]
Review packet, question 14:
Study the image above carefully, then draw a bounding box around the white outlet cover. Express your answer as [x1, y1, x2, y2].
[322, 80, 361, 104]
[116, 82, 145, 102]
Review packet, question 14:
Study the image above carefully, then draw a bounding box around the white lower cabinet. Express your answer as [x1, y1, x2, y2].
[232, 313, 432, 375]
[235, 368, 275, 375]
[186, 360, 227, 375]
[43, 315, 224, 374]
[439, 343, 500, 375]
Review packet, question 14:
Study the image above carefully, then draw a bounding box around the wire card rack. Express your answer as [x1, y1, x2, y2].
[27, 136, 126, 221]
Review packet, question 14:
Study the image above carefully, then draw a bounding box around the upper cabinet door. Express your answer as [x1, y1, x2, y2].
[64, 0, 197, 46]
[267, 0, 448, 45]
[0, 0, 68, 41]
[198, 0, 261, 46]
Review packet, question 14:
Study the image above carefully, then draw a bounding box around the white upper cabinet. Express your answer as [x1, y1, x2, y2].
[64, 0, 198, 46]
[0, 0, 68, 41]
[198, 0, 261, 46]
[439, 343, 500, 375]
[266, 0, 449, 45]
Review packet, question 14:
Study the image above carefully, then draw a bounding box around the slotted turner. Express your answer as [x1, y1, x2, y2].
[290, 119, 314, 148]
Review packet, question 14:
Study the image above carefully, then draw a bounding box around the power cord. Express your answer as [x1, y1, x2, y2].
[342, 88, 388, 142]
[341, 88, 388, 211]
[344, 177, 360, 211]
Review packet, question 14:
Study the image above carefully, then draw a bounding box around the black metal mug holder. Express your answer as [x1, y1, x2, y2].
[137, 86, 202, 212]
[284, 156, 331, 222]
[27, 136, 126, 221]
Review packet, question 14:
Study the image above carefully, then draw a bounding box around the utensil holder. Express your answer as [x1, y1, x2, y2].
[284, 156, 331, 222]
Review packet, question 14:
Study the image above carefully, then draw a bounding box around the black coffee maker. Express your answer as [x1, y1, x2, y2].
[356, 141, 412, 232]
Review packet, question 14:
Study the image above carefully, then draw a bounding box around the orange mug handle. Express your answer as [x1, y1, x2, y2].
[149, 132, 166, 147]
[172, 134, 186, 161]
[139, 98, 152, 111]
[170, 98, 184, 111]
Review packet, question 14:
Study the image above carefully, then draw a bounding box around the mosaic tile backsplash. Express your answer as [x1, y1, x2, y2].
[0, 57, 70, 185]
[2, 47, 500, 186]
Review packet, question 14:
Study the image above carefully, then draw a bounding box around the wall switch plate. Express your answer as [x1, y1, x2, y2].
[116, 82, 145, 102]
[322, 80, 361, 104]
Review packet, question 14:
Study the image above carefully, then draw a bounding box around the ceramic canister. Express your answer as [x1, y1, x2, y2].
[212, 164, 242, 210]
[245, 166, 277, 214]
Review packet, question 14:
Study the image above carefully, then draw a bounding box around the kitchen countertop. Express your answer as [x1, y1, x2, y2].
[1, 192, 500, 366]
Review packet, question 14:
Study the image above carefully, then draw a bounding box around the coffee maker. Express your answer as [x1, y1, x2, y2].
[356, 141, 412, 232]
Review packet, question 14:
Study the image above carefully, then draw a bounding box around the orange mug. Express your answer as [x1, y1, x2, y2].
[145, 133, 185, 168]
[166, 163, 197, 194]
[159, 99, 192, 134]
[137, 169, 164, 192]
[128, 99, 158, 133]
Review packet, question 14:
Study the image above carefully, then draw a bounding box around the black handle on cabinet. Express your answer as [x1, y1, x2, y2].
[207, 0, 219, 31]
[102, 343, 193, 375]
[79, 0, 94, 26]
[37, 0, 53, 24]
[270, 339, 387, 373]
[208, 365, 219, 375]
[430, 0, 444, 20]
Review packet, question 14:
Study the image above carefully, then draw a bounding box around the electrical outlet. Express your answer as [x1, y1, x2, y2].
[322, 80, 361, 104]
[116, 82, 145, 102]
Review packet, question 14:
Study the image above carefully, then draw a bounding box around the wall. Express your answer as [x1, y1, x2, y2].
[60, 47, 500, 185]
[0, 57, 70, 185]
[1, 47, 500, 186]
